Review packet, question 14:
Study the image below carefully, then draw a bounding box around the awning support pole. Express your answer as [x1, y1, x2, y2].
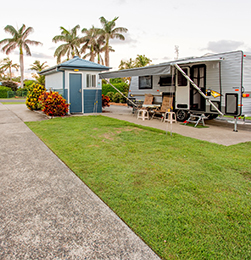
[103, 78, 138, 107]
[173, 63, 224, 116]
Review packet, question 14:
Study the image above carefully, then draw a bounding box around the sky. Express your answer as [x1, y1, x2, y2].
[0, 0, 251, 79]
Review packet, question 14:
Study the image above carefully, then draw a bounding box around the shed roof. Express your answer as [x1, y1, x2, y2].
[39, 56, 111, 75]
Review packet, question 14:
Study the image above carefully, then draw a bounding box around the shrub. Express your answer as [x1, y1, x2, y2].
[24, 80, 36, 90]
[113, 92, 121, 103]
[39, 91, 69, 116]
[102, 94, 110, 108]
[102, 82, 129, 96]
[1, 81, 18, 91]
[120, 92, 127, 103]
[0, 86, 12, 98]
[106, 92, 114, 102]
[26, 83, 46, 110]
[110, 78, 125, 84]
[112, 92, 128, 103]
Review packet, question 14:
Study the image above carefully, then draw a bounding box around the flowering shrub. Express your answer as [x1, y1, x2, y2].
[26, 83, 46, 110]
[102, 94, 110, 108]
[39, 90, 69, 116]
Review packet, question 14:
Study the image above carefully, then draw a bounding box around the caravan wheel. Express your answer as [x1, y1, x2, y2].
[176, 110, 189, 122]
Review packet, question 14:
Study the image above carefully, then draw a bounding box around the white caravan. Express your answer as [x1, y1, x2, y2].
[100, 50, 251, 121]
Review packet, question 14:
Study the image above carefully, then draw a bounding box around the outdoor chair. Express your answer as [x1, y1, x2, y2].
[137, 94, 154, 120]
[151, 95, 174, 121]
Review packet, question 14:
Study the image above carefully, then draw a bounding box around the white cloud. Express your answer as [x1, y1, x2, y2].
[204, 40, 244, 53]
[110, 33, 137, 45]
[31, 52, 54, 59]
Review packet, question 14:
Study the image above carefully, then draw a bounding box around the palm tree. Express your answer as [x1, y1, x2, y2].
[53, 25, 82, 63]
[119, 58, 135, 70]
[99, 16, 128, 67]
[81, 26, 102, 62]
[0, 57, 19, 80]
[0, 24, 42, 87]
[29, 60, 49, 85]
[135, 54, 152, 67]
[94, 40, 105, 65]
[29, 60, 48, 72]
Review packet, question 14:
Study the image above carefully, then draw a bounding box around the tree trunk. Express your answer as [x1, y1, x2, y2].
[90, 51, 95, 62]
[9, 67, 12, 80]
[105, 44, 109, 67]
[20, 50, 24, 88]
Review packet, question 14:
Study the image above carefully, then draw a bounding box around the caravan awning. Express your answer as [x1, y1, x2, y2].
[99, 56, 223, 79]
[99, 64, 171, 79]
[171, 56, 223, 65]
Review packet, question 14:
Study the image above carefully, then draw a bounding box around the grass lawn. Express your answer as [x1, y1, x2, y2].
[1, 102, 26, 104]
[26, 116, 251, 259]
[0, 98, 26, 100]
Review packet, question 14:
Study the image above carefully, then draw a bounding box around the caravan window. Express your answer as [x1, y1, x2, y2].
[177, 68, 188, 86]
[158, 75, 173, 86]
[139, 76, 152, 89]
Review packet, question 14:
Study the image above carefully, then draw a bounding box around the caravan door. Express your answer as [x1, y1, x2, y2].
[175, 67, 190, 110]
[190, 65, 206, 111]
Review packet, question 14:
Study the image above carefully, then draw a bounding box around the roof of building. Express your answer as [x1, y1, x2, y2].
[39, 56, 111, 75]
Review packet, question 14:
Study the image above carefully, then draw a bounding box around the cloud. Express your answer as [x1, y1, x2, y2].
[110, 33, 137, 45]
[114, 0, 126, 4]
[204, 40, 244, 53]
[48, 46, 56, 51]
[31, 52, 54, 59]
[152, 56, 171, 62]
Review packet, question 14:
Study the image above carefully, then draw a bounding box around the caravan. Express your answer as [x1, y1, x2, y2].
[100, 50, 251, 121]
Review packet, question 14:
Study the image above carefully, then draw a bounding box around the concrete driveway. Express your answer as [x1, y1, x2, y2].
[0, 103, 160, 259]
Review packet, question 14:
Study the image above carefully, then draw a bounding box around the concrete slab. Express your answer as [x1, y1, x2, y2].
[103, 105, 251, 146]
[0, 104, 160, 259]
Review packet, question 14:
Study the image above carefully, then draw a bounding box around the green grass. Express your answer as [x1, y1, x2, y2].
[224, 115, 251, 120]
[0, 98, 26, 100]
[26, 116, 251, 259]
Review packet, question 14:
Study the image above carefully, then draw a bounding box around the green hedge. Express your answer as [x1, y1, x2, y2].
[7, 90, 28, 98]
[102, 83, 128, 96]
[0, 86, 12, 98]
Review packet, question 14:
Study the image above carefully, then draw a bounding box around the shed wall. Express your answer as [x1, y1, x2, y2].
[45, 72, 63, 90]
[84, 89, 102, 113]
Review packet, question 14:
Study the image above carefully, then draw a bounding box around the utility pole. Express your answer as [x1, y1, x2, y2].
[174, 45, 179, 60]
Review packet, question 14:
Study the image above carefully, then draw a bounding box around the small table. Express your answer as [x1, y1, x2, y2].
[142, 104, 161, 109]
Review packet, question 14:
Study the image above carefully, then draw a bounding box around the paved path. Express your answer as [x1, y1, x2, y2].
[0, 103, 160, 259]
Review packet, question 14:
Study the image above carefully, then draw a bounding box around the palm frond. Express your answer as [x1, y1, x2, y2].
[3, 43, 17, 55]
[18, 24, 26, 35]
[112, 27, 128, 34]
[72, 25, 80, 36]
[52, 35, 68, 43]
[23, 43, 31, 56]
[60, 26, 70, 35]
[99, 16, 108, 26]
[4, 25, 17, 37]
[0, 38, 12, 48]
[25, 39, 42, 46]
[22, 26, 34, 40]
[112, 33, 125, 41]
